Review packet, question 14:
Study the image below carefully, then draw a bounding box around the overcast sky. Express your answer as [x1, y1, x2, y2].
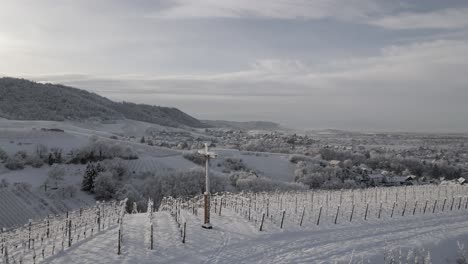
[1, 0, 468, 132]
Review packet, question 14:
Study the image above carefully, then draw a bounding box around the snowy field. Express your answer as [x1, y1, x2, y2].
[37, 207, 468, 264]
[213, 149, 295, 182]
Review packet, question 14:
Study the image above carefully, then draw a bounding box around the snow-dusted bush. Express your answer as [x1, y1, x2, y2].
[102, 158, 130, 181]
[380, 247, 432, 264]
[182, 151, 205, 166]
[48, 147, 63, 164]
[230, 171, 307, 192]
[70, 139, 138, 164]
[0, 147, 8, 162]
[14, 150, 28, 160]
[457, 241, 468, 264]
[0, 178, 9, 188]
[25, 155, 45, 168]
[289, 154, 313, 164]
[94, 172, 118, 200]
[4, 157, 25, 170]
[115, 183, 144, 212]
[222, 158, 247, 172]
[136, 168, 230, 209]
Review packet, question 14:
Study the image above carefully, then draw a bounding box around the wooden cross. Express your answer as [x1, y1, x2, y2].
[198, 143, 217, 229]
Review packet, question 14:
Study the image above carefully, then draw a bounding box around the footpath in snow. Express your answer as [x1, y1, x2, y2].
[44, 209, 468, 264]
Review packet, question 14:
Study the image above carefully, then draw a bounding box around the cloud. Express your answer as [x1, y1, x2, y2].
[151, 0, 393, 21]
[370, 7, 468, 30]
[42, 37, 468, 99]
[32, 37, 466, 132]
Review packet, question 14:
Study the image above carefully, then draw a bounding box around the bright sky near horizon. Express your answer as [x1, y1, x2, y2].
[1, 0, 468, 132]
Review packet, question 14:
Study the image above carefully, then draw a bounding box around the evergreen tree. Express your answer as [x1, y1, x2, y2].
[48, 153, 54, 165]
[82, 163, 96, 192]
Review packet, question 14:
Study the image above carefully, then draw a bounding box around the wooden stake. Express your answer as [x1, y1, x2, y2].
[259, 213, 265, 231]
[300, 207, 306, 227]
[334, 206, 340, 224]
[280, 210, 286, 229]
[316, 207, 322, 226]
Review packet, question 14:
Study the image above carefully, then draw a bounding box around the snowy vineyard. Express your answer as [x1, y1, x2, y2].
[3, 184, 468, 263]
[0, 200, 127, 264]
[162, 184, 468, 233]
[219, 185, 468, 230]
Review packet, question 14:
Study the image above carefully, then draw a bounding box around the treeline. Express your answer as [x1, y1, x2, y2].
[81, 161, 306, 212]
[0, 137, 138, 171]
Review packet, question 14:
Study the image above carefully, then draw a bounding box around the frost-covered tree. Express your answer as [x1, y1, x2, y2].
[35, 144, 48, 159]
[81, 162, 105, 192]
[26, 154, 45, 168]
[47, 164, 65, 189]
[94, 172, 117, 200]
[4, 157, 25, 170]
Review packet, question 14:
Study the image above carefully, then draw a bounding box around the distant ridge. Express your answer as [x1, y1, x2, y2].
[0, 77, 208, 128]
[203, 120, 282, 130]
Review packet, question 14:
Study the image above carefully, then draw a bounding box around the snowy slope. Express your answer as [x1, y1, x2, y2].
[0, 186, 94, 228]
[42, 208, 468, 264]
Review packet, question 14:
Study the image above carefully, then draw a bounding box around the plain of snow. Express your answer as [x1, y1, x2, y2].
[42, 208, 468, 264]
[213, 149, 295, 182]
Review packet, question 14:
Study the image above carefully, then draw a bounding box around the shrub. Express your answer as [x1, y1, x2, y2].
[183, 152, 206, 166]
[4, 157, 25, 170]
[222, 158, 247, 172]
[0, 179, 9, 188]
[0, 147, 8, 162]
[94, 172, 118, 200]
[26, 155, 45, 168]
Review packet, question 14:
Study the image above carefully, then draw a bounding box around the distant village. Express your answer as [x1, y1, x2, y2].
[125, 127, 468, 190]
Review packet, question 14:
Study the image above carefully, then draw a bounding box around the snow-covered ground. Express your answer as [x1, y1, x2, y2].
[213, 149, 295, 182]
[42, 208, 468, 264]
[0, 119, 198, 229]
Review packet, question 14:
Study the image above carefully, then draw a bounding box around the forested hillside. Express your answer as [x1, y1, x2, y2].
[0, 77, 207, 128]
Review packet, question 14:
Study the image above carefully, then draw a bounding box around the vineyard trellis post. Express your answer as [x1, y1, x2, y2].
[219, 198, 223, 216]
[334, 206, 340, 224]
[364, 203, 369, 221]
[46, 215, 50, 239]
[182, 222, 186, 244]
[317, 206, 322, 226]
[68, 218, 72, 247]
[259, 212, 265, 231]
[280, 210, 286, 229]
[378, 202, 382, 219]
[300, 207, 305, 227]
[28, 219, 32, 250]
